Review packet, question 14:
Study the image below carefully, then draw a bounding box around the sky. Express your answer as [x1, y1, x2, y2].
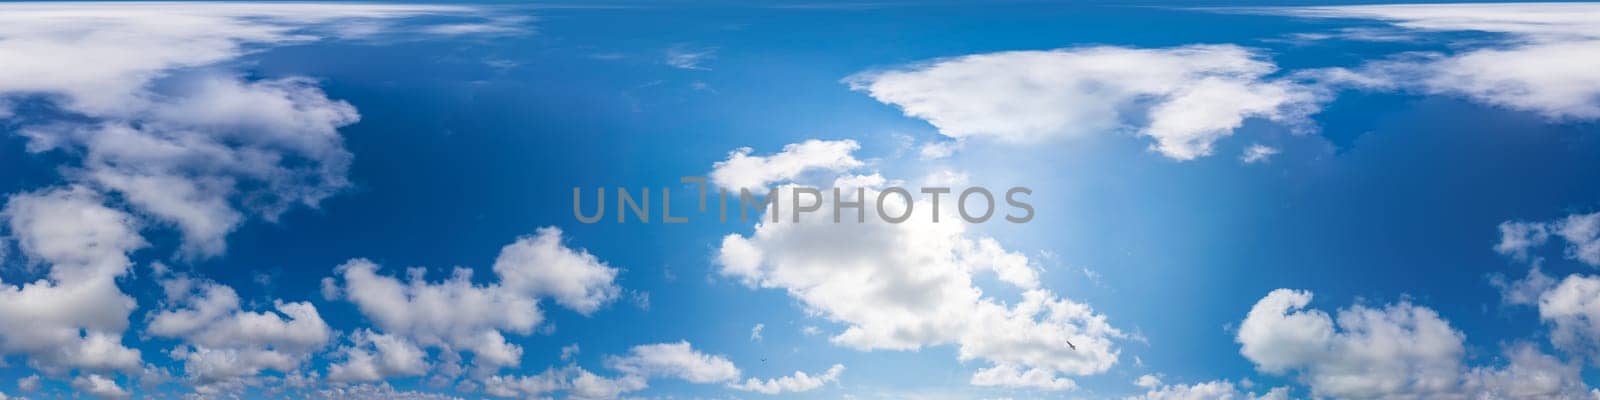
[1, 1, 1600, 399]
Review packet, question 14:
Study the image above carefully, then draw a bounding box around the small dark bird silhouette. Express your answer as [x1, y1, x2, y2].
[1066, 340, 1077, 350]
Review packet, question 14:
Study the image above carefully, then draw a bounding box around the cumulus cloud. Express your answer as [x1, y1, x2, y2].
[72, 374, 128, 399]
[328, 227, 619, 378]
[486, 341, 750, 399]
[1238, 288, 1592, 398]
[1124, 379, 1289, 400]
[145, 276, 332, 394]
[1270, 3, 1600, 121]
[312, 383, 464, 400]
[1536, 274, 1600, 361]
[1237, 289, 1464, 398]
[604, 341, 741, 384]
[709, 139, 864, 192]
[1462, 342, 1593, 398]
[727, 364, 844, 394]
[713, 142, 1121, 391]
[492, 227, 622, 314]
[327, 330, 430, 382]
[0, 187, 144, 373]
[847, 45, 1321, 160]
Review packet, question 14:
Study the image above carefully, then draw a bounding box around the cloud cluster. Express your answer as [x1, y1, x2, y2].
[1493, 211, 1600, 364]
[0, 3, 519, 258]
[726, 364, 845, 394]
[326, 227, 621, 379]
[1123, 376, 1289, 400]
[0, 187, 145, 373]
[714, 143, 1121, 391]
[0, 3, 525, 396]
[1237, 288, 1593, 398]
[146, 275, 332, 393]
[847, 45, 1321, 160]
[484, 341, 840, 399]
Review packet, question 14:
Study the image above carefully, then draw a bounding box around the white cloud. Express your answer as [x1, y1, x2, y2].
[604, 341, 740, 384]
[1497, 220, 1553, 262]
[847, 45, 1321, 160]
[970, 364, 1076, 391]
[145, 276, 331, 393]
[1134, 374, 1162, 389]
[1537, 274, 1600, 360]
[487, 341, 744, 399]
[327, 330, 430, 382]
[334, 259, 537, 374]
[728, 364, 844, 395]
[1237, 289, 1465, 398]
[0, 187, 144, 373]
[0, 3, 520, 258]
[713, 143, 1121, 391]
[1463, 342, 1593, 398]
[1124, 379, 1289, 400]
[750, 323, 765, 342]
[1238, 288, 1593, 398]
[1240, 144, 1279, 164]
[1492, 211, 1600, 267]
[492, 227, 621, 314]
[709, 139, 864, 192]
[71, 374, 127, 399]
[1272, 3, 1600, 121]
[919, 140, 963, 160]
[312, 383, 464, 400]
[1559, 212, 1600, 266]
[329, 227, 619, 376]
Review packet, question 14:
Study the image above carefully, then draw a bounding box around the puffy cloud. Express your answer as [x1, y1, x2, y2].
[604, 341, 740, 384]
[847, 45, 1321, 160]
[709, 139, 864, 192]
[1537, 274, 1600, 360]
[1273, 3, 1600, 121]
[327, 330, 430, 382]
[1237, 289, 1465, 398]
[145, 277, 331, 393]
[728, 364, 844, 395]
[486, 341, 741, 399]
[713, 143, 1121, 391]
[492, 227, 621, 314]
[1124, 379, 1289, 400]
[1463, 343, 1593, 398]
[0, 187, 144, 373]
[329, 227, 619, 376]
[333, 258, 538, 373]
[0, 3, 522, 258]
[70, 374, 127, 399]
[1238, 288, 1594, 398]
[312, 383, 464, 400]
[970, 364, 1076, 391]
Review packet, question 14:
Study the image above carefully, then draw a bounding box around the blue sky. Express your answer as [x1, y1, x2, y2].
[2, 1, 1600, 399]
